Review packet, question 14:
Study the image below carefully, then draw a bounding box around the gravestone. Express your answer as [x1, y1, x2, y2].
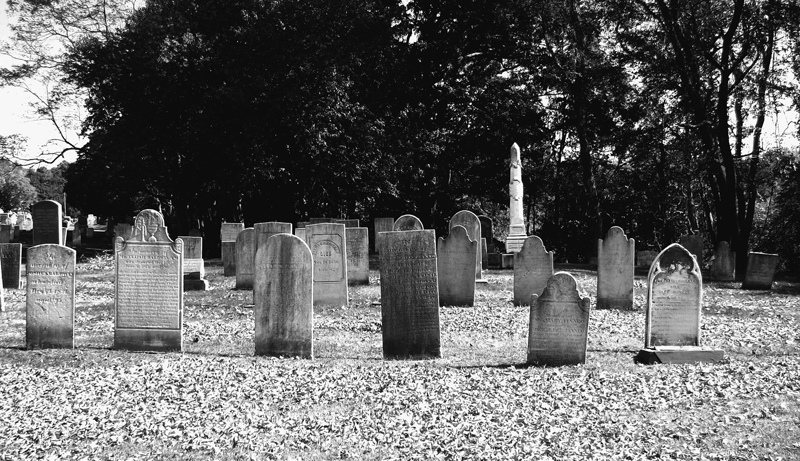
[221, 223, 244, 277]
[309, 218, 334, 224]
[526, 272, 590, 366]
[32, 200, 63, 245]
[26, 244, 75, 349]
[345, 227, 369, 285]
[393, 214, 424, 231]
[597, 226, 635, 310]
[678, 234, 703, 265]
[0, 243, 22, 289]
[506, 143, 528, 253]
[373, 217, 395, 253]
[513, 236, 554, 306]
[636, 250, 658, 268]
[380, 230, 440, 359]
[436, 225, 477, 306]
[709, 241, 735, 282]
[180, 236, 208, 291]
[449, 210, 485, 282]
[0, 224, 11, 243]
[481, 237, 488, 271]
[296, 221, 310, 229]
[0, 213, 8, 225]
[741, 252, 779, 290]
[294, 228, 306, 241]
[488, 253, 503, 269]
[235, 228, 256, 289]
[334, 219, 360, 228]
[478, 215, 494, 253]
[305, 223, 349, 306]
[114, 223, 133, 241]
[188, 228, 202, 237]
[114, 209, 183, 352]
[254, 234, 313, 358]
[254, 222, 292, 267]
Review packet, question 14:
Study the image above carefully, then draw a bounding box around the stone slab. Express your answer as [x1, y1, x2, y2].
[222, 241, 237, 276]
[635, 347, 725, 365]
[184, 279, 209, 291]
[220, 223, 245, 242]
[636, 250, 658, 268]
[678, 234, 703, 265]
[449, 210, 483, 281]
[26, 244, 75, 349]
[0, 243, 22, 289]
[597, 226, 635, 310]
[235, 228, 255, 289]
[305, 223, 348, 307]
[346, 227, 369, 285]
[487, 253, 502, 269]
[393, 214, 424, 231]
[32, 200, 63, 245]
[180, 236, 204, 279]
[709, 241, 735, 282]
[513, 236, 553, 306]
[334, 219, 360, 228]
[437, 226, 476, 307]
[741, 252, 779, 290]
[373, 217, 395, 253]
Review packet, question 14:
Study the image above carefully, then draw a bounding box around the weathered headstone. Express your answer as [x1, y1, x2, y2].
[488, 253, 502, 269]
[506, 143, 528, 253]
[180, 236, 208, 291]
[188, 228, 202, 237]
[26, 244, 75, 349]
[741, 252, 779, 290]
[449, 210, 484, 282]
[221, 222, 244, 277]
[294, 228, 306, 241]
[436, 225, 476, 306]
[709, 241, 735, 282]
[597, 226, 635, 310]
[481, 237, 488, 270]
[296, 221, 310, 229]
[393, 214, 424, 231]
[254, 222, 292, 264]
[334, 219, 360, 228]
[373, 217, 395, 253]
[254, 234, 313, 358]
[0, 243, 22, 289]
[636, 250, 658, 268]
[526, 272, 590, 366]
[221, 223, 245, 243]
[513, 236, 554, 306]
[678, 234, 703, 265]
[380, 230, 440, 359]
[305, 223, 349, 306]
[32, 200, 63, 245]
[114, 209, 183, 352]
[478, 215, 494, 253]
[0, 224, 11, 243]
[235, 228, 256, 289]
[345, 227, 369, 285]
[114, 223, 133, 241]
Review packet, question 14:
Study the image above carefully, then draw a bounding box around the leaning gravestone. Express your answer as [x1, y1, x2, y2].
[513, 236, 554, 306]
[114, 209, 183, 352]
[254, 234, 313, 358]
[436, 225, 477, 306]
[527, 272, 590, 366]
[373, 217, 395, 253]
[221, 223, 245, 277]
[741, 252, 779, 290]
[393, 214, 424, 231]
[32, 200, 63, 245]
[637, 243, 723, 364]
[449, 210, 484, 282]
[709, 241, 735, 282]
[180, 236, 208, 291]
[380, 230, 440, 359]
[597, 226, 635, 310]
[305, 223, 348, 306]
[678, 234, 703, 265]
[235, 228, 256, 289]
[26, 244, 75, 349]
[345, 227, 369, 285]
[0, 243, 22, 289]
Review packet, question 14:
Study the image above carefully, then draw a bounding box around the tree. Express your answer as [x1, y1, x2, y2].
[0, 160, 38, 210]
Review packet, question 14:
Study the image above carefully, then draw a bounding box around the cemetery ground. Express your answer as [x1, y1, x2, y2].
[1, 256, 799, 460]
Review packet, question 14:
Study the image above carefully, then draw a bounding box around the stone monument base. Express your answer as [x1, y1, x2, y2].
[505, 234, 527, 253]
[184, 278, 210, 291]
[635, 346, 725, 365]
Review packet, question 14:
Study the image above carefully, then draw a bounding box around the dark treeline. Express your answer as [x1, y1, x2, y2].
[53, 0, 800, 270]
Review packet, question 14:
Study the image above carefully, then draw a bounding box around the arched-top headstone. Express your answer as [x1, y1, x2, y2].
[527, 272, 590, 366]
[449, 210, 483, 281]
[645, 243, 702, 348]
[437, 225, 477, 307]
[513, 236, 554, 306]
[130, 209, 171, 242]
[597, 226, 635, 310]
[393, 214, 424, 231]
[710, 241, 735, 282]
[32, 200, 63, 245]
[235, 228, 256, 289]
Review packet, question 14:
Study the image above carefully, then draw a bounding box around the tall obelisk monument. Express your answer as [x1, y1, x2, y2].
[506, 143, 527, 253]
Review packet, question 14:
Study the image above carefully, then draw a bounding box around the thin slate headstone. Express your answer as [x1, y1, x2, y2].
[221, 223, 244, 277]
[235, 228, 256, 289]
[32, 200, 63, 245]
[305, 223, 348, 307]
[254, 234, 313, 358]
[709, 241, 735, 282]
[597, 226, 635, 310]
[645, 243, 701, 348]
[436, 225, 476, 306]
[334, 219, 360, 228]
[26, 244, 75, 349]
[513, 236, 554, 306]
[678, 234, 703, 265]
[114, 209, 183, 352]
[449, 210, 484, 282]
[527, 272, 590, 366]
[393, 214, 424, 231]
[380, 230, 440, 359]
[0, 243, 22, 289]
[741, 252, 779, 290]
[636, 250, 658, 268]
[345, 227, 369, 285]
[478, 216, 494, 253]
[373, 217, 395, 253]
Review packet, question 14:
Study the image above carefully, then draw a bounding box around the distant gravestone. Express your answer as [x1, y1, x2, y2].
[235, 228, 256, 289]
[294, 228, 306, 241]
[114, 209, 183, 352]
[334, 219, 360, 228]
[526, 272, 590, 366]
[481, 237, 488, 271]
[26, 244, 75, 349]
[309, 218, 334, 224]
[393, 214, 424, 231]
[449, 210, 484, 282]
[380, 230, 440, 359]
[478, 216, 494, 253]
[221, 223, 244, 277]
[32, 200, 63, 245]
[221, 223, 245, 242]
[373, 217, 395, 253]
[254, 234, 313, 358]
[678, 234, 703, 265]
[296, 221, 310, 229]
[741, 252, 779, 290]
[636, 250, 658, 268]
[0, 213, 8, 225]
[597, 226, 635, 310]
[345, 227, 369, 285]
[305, 223, 348, 306]
[436, 225, 476, 306]
[0, 243, 22, 289]
[114, 223, 133, 241]
[188, 228, 202, 237]
[254, 222, 292, 265]
[709, 241, 735, 282]
[0, 224, 11, 243]
[180, 236, 208, 291]
[513, 236, 554, 306]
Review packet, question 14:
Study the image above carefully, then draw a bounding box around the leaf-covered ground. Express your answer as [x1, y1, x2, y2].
[1, 257, 799, 460]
